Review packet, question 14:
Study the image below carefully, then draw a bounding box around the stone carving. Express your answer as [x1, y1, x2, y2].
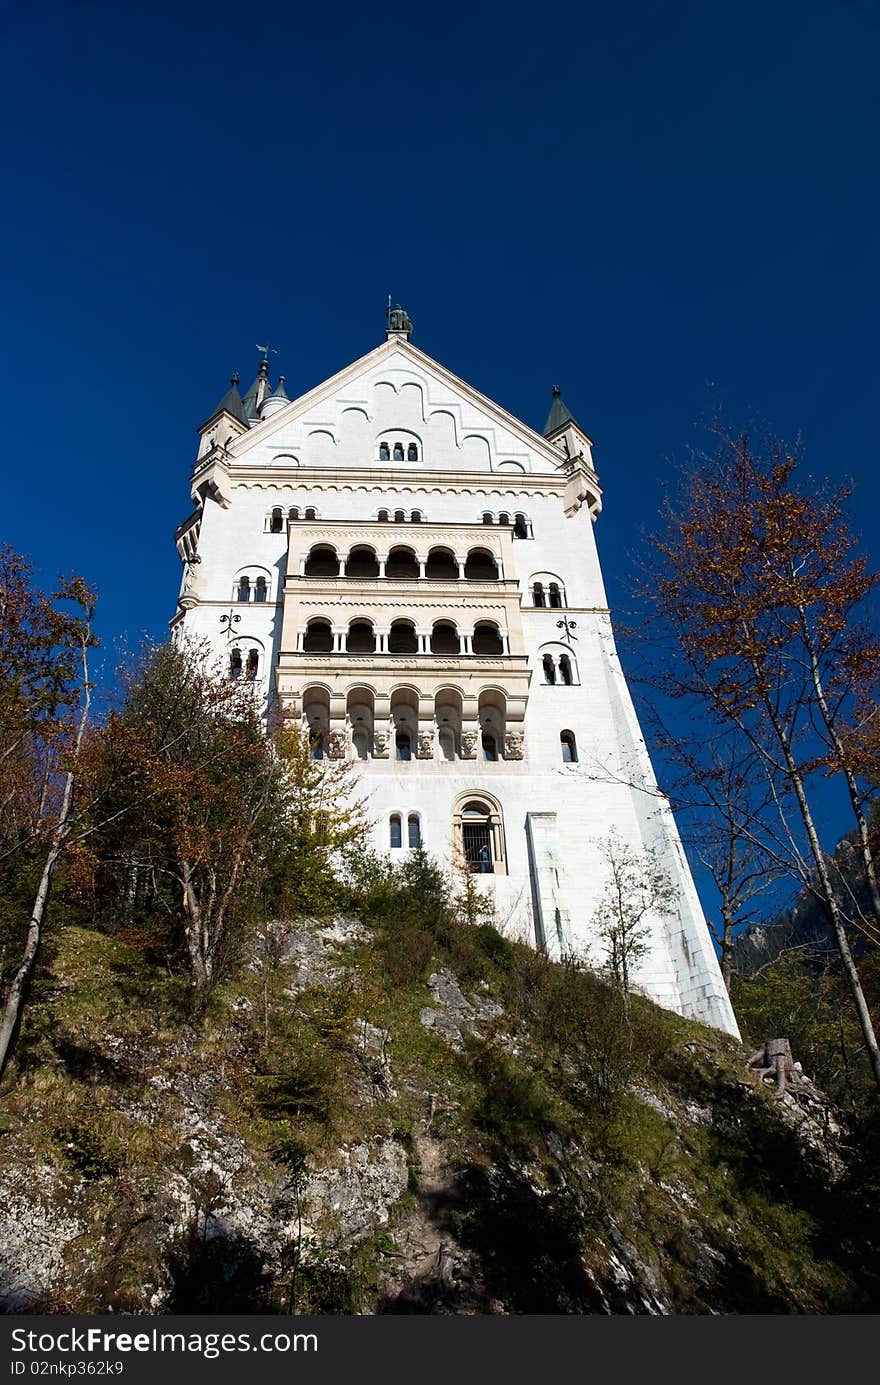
[183, 556, 201, 591]
[460, 730, 478, 759]
[178, 557, 202, 609]
[504, 730, 524, 760]
[373, 730, 389, 757]
[327, 730, 347, 760]
[416, 730, 434, 759]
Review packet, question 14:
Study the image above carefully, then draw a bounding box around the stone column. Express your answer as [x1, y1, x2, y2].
[333, 627, 347, 652]
[456, 558, 467, 581]
[417, 629, 430, 654]
[337, 558, 346, 577]
[417, 556, 427, 580]
[376, 628, 389, 653]
[377, 555, 387, 578]
[461, 629, 473, 655]
[298, 557, 307, 577]
[501, 631, 510, 655]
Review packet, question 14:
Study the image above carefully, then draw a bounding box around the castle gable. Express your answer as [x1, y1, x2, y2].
[223, 340, 568, 476]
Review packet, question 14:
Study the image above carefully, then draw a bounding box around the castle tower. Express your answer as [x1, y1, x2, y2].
[172, 316, 739, 1036]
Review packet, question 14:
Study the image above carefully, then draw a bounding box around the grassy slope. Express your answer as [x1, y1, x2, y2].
[0, 899, 876, 1314]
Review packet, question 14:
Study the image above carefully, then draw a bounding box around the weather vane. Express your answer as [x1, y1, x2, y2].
[256, 343, 278, 361]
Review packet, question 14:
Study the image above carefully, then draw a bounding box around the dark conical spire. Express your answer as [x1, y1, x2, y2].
[208, 372, 248, 427]
[241, 356, 271, 420]
[543, 384, 577, 436]
[271, 374, 289, 402]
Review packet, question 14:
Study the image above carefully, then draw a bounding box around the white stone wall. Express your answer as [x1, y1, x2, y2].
[174, 340, 739, 1037]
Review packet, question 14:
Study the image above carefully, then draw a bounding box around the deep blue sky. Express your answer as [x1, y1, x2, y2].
[3, 0, 879, 866]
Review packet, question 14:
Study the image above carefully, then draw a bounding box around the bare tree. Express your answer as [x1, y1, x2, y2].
[645, 431, 880, 1090]
[593, 832, 678, 1016]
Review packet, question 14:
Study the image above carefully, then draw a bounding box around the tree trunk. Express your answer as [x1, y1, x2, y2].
[760, 685, 880, 1092]
[0, 625, 92, 1082]
[0, 801, 70, 1080]
[719, 901, 735, 993]
[802, 618, 880, 937]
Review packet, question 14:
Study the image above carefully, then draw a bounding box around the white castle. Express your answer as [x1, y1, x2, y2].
[172, 308, 738, 1036]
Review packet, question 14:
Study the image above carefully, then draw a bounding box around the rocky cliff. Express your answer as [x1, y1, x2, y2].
[0, 906, 875, 1314]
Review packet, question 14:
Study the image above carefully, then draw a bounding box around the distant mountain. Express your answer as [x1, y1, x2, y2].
[732, 834, 874, 974]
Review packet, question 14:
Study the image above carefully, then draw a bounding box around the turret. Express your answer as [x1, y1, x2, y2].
[196, 372, 249, 460]
[543, 386, 595, 470]
[259, 374, 290, 420]
[241, 356, 272, 422]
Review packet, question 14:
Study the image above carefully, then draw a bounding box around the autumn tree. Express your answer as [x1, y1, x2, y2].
[79, 640, 364, 994]
[0, 549, 97, 1080]
[645, 432, 880, 1089]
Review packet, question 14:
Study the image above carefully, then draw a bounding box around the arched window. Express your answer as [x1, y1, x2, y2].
[407, 443, 418, 461]
[388, 620, 418, 654]
[386, 547, 419, 581]
[347, 620, 375, 654]
[346, 546, 379, 579]
[561, 730, 578, 763]
[549, 583, 563, 608]
[245, 649, 259, 681]
[304, 507, 317, 520]
[396, 732, 412, 761]
[411, 510, 422, 523]
[309, 726, 324, 761]
[304, 545, 337, 578]
[472, 622, 504, 657]
[236, 575, 251, 603]
[393, 442, 404, 461]
[394, 509, 406, 523]
[389, 814, 402, 848]
[498, 511, 510, 526]
[288, 507, 300, 521]
[254, 576, 268, 602]
[270, 508, 283, 533]
[513, 514, 529, 540]
[454, 797, 506, 875]
[425, 547, 458, 581]
[543, 654, 556, 685]
[482, 512, 494, 525]
[482, 733, 498, 762]
[379, 442, 390, 461]
[430, 621, 459, 655]
[559, 654, 573, 686]
[303, 620, 333, 653]
[408, 813, 421, 847]
[465, 548, 499, 581]
[229, 648, 243, 679]
[377, 508, 389, 522]
[533, 582, 546, 607]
